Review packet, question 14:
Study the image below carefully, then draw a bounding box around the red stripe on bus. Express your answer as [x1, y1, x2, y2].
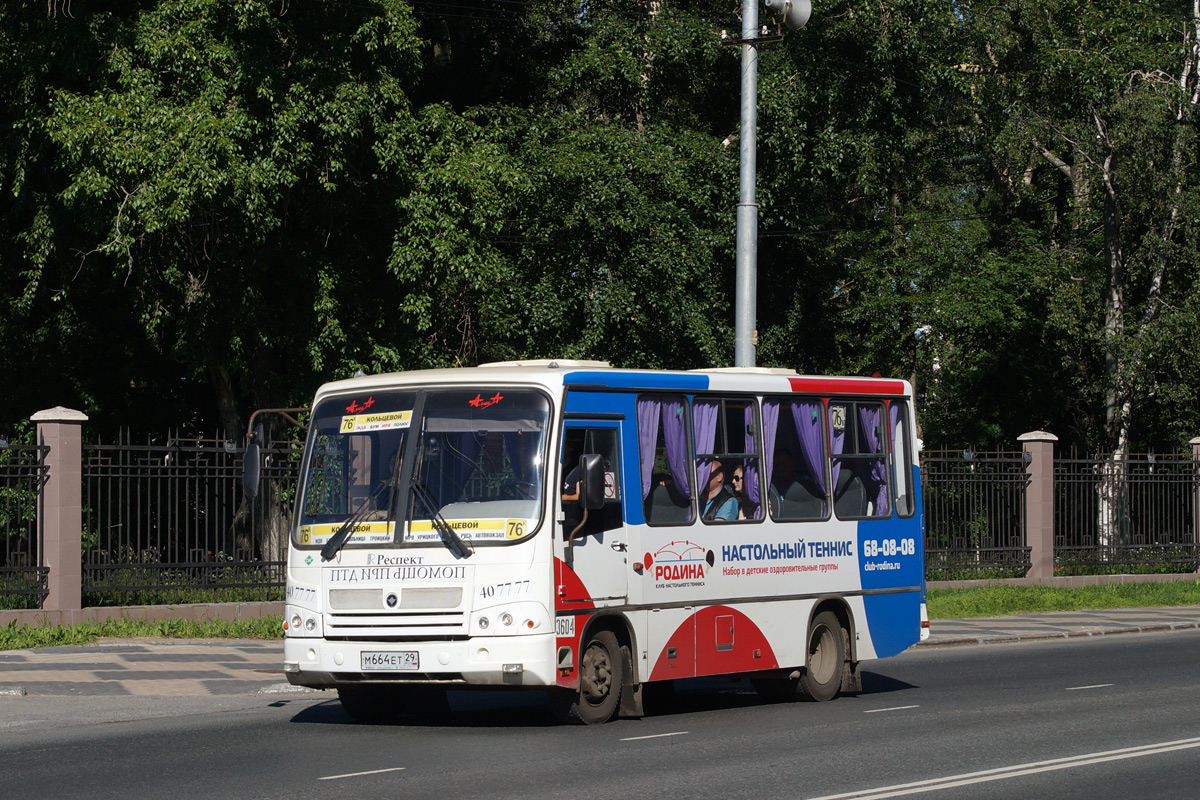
[788, 376, 906, 395]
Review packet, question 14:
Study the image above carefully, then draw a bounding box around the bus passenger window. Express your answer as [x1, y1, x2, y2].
[693, 397, 760, 523]
[890, 401, 915, 517]
[763, 398, 828, 520]
[830, 401, 890, 519]
[637, 395, 693, 525]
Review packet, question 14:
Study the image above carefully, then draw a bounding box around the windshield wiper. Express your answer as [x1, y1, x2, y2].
[320, 501, 374, 562]
[322, 462, 404, 561]
[410, 481, 473, 559]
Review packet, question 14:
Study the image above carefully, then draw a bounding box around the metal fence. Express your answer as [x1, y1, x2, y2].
[6, 424, 1200, 609]
[0, 444, 49, 608]
[1055, 452, 1199, 574]
[80, 431, 300, 606]
[921, 450, 1031, 580]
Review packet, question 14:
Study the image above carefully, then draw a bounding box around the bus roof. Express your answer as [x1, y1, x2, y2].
[312, 361, 910, 401]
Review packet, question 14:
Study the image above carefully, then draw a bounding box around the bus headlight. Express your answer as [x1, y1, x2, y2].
[285, 605, 322, 638]
[472, 603, 548, 635]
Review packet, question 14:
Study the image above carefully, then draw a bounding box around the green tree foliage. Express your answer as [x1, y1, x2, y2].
[0, 0, 1197, 457]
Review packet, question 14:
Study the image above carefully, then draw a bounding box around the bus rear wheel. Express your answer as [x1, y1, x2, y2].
[550, 630, 624, 724]
[797, 611, 845, 701]
[753, 610, 845, 703]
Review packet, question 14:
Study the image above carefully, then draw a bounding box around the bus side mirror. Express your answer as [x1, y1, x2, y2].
[243, 424, 263, 500]
[579, 453, 605, 510]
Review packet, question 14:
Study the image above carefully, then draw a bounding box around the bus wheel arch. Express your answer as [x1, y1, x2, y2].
[551, 615, 639, 724]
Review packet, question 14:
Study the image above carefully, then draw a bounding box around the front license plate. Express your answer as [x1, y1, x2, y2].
[361, 651, 419, 671]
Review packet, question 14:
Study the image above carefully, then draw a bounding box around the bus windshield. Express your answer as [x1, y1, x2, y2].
[404, 389, 549, 545]
[295, 388, 549, 548]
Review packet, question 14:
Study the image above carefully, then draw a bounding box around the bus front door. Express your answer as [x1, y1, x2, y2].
[558, 421, 627, 606]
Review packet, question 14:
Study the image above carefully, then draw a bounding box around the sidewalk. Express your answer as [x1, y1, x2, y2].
[2, 607, 1200, 697]
[919, 604, 1200, 647]
[0, 638, 298, 698]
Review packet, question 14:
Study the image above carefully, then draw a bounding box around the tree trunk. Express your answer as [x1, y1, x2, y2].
[211, 361, 290, 563]
[1097, 114, 1128, 552]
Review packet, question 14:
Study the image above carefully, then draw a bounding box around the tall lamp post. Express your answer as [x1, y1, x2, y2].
[732, 0, 811, 368]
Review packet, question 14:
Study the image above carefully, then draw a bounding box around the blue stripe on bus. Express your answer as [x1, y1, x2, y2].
[857, 463, 925, 657]
[862, 591, 923, 658]
[564, 371, 710, 391]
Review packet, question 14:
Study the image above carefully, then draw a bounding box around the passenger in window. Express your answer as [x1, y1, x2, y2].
[730, 466, 755, 520]
[560, 437, 583, 536]
[700, 460, 739, 521]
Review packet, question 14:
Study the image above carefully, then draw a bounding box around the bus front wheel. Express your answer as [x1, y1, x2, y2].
[550, 630, 624, 724]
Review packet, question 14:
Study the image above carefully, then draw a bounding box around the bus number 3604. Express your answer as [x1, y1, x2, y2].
[861, 538, 916, 558]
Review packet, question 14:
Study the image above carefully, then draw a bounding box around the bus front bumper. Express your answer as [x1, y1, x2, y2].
[282, 633, 557, 689]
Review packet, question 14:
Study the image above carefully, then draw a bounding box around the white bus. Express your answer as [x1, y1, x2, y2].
[272, 360, 928, 723]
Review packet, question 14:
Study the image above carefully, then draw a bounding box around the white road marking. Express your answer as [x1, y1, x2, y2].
[318, 767, 407, 781]
[620, 731, 690, 741]
[1066, 683, 1115, 691]
[803, 736, 1200, 800]
[864, 705, 919, 714]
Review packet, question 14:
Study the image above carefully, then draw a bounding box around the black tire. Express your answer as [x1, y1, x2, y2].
[550, 629, 624, 724]
[796, 610, 845, 702]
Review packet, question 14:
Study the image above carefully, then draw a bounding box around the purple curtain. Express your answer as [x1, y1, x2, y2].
[692, 399, 719, 490]
[858, 405, 890, 516]
[762, 400, 779, 488]
[661, 396, 691, 499]
[743, 404, 761, 510]
[790, 400, 826, 495]
[636, 397, 660, 500]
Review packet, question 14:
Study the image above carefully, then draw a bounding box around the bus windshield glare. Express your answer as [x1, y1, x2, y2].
[295, 388, 549, 548]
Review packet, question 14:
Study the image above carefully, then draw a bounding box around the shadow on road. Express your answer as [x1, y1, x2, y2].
[286, 670, 918, 728]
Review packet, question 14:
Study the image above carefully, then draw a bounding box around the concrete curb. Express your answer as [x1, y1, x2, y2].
[918, 620, 1200, 648]
[257, 682, 322, 695]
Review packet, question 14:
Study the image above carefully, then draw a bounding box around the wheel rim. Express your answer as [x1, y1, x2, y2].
[808, 623, 837, 685]
[580, 642, 613, 704]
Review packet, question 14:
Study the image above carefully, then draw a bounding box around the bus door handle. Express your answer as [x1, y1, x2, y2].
[611, 542, 627, 552]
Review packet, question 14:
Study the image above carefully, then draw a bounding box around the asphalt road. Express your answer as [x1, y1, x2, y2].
[3, 629, 1200, 799]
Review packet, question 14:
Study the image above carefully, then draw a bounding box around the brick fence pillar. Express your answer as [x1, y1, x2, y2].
[1019, 431, 1058, 580]
[32, 406, 88, 611]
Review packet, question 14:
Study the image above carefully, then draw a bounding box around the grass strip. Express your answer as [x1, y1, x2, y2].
[5, 581, 1200, 649]
[1, 616, 283, 650]
[928, 580, 1200, 619]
